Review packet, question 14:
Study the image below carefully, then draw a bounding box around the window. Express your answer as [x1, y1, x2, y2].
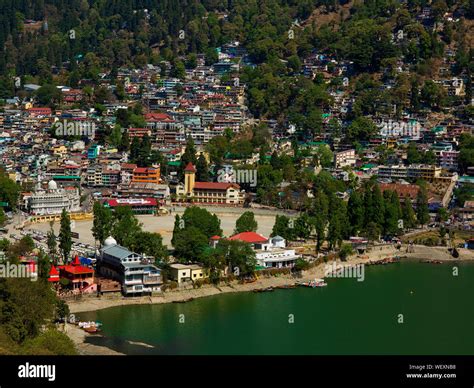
[182, 272, 186, 276]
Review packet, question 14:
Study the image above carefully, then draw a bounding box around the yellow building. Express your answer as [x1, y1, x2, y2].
[169, 263, 208, 284]
[178, 162, 243, 205]
[52, 145, 68, 156]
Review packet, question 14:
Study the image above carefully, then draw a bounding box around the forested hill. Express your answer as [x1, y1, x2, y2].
[0, 0, 473, 125]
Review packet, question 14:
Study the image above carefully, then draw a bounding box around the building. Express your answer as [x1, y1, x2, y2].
[438, 150, 459, 171]
[103, 198, 158, 214]
[228, 231, 300, 269]
[132, 167, 161, 185]
[176, 162, 244, 205]
[27, 180, 80, 215]
[378, 164, 441, 181]
[334, 149, 356, 168]
[99, 236, 162, 295]
[168, 263, 208, 284]
[58, 256, 96, 294]
[379, 183, 420, 203]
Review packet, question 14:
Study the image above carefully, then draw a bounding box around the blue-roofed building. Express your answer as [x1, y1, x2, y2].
[98, 236, 162, 295]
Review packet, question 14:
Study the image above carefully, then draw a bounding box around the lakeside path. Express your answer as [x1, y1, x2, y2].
[68, 244, 474, 315]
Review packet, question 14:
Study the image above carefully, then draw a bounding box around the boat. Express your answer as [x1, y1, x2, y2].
[84, 326, 101, 334]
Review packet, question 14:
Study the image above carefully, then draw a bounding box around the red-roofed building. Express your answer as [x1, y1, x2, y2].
[48, 266, 60, 283]
[380, 183, 420, 203]
[58, 264, 96, 294]
[176, 163, 244, 205]
[132, 166, 160, 184]
[229, 232, 269, 245]
[128, 127, 152, 139]
[104, 198, 158, 214]
[27, 107, 52, 117]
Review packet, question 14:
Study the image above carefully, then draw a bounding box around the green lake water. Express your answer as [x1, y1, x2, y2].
[79, 261, 474, 355]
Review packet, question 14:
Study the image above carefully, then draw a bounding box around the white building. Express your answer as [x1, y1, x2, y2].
[28, 180, 80, 215]
[99, 236, 162, 295]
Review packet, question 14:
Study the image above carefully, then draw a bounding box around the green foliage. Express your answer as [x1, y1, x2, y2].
[339, 243, 354, 261]
[416, 186, 430, 226]
[0, 171, 20, 210]
[92, 202, 113, 245]
[59, 209, 72, 263]
[234, 211, 258, 234]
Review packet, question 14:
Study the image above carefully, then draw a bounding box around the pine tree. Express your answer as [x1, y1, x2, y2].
[196, 154, 209, 182]
[402, 200, 416, 230]
[59, 209, 72, 264]
[348, 190, 364, 236]
[416, 186, 430, 226]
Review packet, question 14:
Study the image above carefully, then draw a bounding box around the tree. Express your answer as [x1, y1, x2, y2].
[0, 171, 20, 210]
[402, 200, 416, 230]
[181, 206, 222, 239]
[437, 207, 449, 223]
[214, 239, 256, 277]
[235, 211, 258, 234]
[339, 243, 353, 261]
[58, 209, 72, 263]
[92, 202, 113, 245]
[133, 232, 168, 264]
[365, 221, 381, 244]
[112, 206, 142, 248]
[196, 154, 209, 182]
[0, 207, 6, 227]
[383, 190, 401, 236]
[311, 190, 329, 252]
[347, 116, 377, 142]
[46, 222, 57, 263]
[416, 186, 430, 226]
[348, 190, 364, 236]
[271, 215, 293, 240]
[294, 213, 312, 240]
[173, 226, 209, 262]
[35, 84, 62, 106]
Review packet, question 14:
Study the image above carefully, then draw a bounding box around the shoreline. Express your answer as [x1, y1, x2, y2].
[68, 244, 474, 315]
[65, 244, 474, 355]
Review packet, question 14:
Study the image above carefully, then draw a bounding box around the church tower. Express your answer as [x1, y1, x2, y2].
[184, 162, 196, 195]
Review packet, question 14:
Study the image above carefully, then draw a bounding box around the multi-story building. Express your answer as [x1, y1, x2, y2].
[175, 162, 244, 205]
[132, 167, 160, 185]
[99, 236, 162, 295]
[334, 149, 356, 168]
[27, 180, 80, 215]
[378, 164, 441, 181]
[438, 151, 459, 171]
